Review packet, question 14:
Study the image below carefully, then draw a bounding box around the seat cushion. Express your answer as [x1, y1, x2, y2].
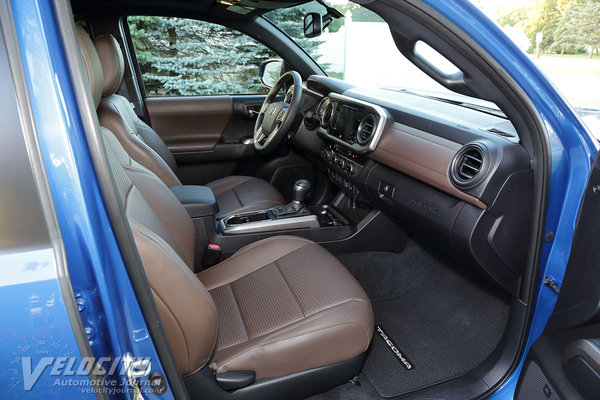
[206, 175, 285, 219]
[197, 236, 374, 380]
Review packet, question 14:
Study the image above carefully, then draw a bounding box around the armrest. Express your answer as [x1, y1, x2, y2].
[170, 185, 219, 218]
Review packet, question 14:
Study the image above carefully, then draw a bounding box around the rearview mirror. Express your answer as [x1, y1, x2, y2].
[304, 12, 323, 38]
[259, 59, 284, 88]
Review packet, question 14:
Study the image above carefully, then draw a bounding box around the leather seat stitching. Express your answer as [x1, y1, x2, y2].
[263, 299, 370, 342]
[201, 241, 312, 290]
[227, 283, 250, 346]
[123, 181, 134, 211]
[150, 288, 192, 371]
[274, 259, 306, 317]
[134, 225, 218, 346]
[231, 185, 242, 208]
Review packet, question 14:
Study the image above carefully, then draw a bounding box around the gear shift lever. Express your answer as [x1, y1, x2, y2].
[293, 179, 312, 204]
[273, 179, 312, 217]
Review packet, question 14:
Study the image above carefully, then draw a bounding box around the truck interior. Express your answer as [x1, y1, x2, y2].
[58, 0, 553, 398]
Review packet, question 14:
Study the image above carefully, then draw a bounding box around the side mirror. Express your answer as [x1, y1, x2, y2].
[259, 59, 284, 88]
[304, 12, 323, 38]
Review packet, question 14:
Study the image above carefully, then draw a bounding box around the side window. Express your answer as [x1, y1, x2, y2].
[127, 16, 277, 96]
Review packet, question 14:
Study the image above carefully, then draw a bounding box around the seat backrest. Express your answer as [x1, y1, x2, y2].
[77, 25, 216, 376]
[93, 34, 181, 187]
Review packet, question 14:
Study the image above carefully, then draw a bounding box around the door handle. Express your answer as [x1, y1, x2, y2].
[244, 104, 262, 119]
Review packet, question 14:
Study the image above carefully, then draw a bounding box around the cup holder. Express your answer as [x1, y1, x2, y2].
[226, 211, 270, 225]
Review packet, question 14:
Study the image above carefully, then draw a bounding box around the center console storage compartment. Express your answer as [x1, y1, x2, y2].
[170, 185, 218, 218]
[227, 212, 270, 225]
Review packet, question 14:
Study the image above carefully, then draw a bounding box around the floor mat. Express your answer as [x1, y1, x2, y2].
[334, 242, 510, 398]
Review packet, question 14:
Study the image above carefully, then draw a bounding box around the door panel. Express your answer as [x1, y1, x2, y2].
[146, 95, 233, 153]
[144, 94, 304, 188]
[516, 154, 600, 400]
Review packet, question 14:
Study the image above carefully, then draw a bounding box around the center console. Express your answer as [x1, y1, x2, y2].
[218, 204, 348, 235]
[172, 180, 407, 271]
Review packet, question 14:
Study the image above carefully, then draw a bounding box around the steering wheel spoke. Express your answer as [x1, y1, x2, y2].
[253, 71, 302, 153]
[255, 126, 265, 143]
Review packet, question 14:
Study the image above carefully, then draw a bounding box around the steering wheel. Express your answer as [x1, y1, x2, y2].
[254, 70, 303, 153]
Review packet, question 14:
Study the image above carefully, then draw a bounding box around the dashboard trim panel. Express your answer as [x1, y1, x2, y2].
[370, 122, 487, 209]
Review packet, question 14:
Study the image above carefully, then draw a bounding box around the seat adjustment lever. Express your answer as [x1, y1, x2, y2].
[216, 370, 256, 391]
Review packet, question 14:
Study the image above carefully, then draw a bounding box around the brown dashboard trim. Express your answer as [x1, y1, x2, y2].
[369, 122, 487, 209]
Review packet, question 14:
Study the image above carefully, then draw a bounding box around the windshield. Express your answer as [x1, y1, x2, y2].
[265, 1, 456, 94]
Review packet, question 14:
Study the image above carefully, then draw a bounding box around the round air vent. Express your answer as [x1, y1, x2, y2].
[356, 114, 376, 145]
[321, 102, 334, 128]
[450, 144, 487, 188]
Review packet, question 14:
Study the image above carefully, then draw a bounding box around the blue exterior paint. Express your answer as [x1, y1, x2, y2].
[8, 0, 175, 398]
[0, 248, 95, 399]
[421, 0, 598, 397]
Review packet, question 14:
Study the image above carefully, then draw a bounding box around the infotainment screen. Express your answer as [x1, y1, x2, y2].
[329, 103, 365, 143]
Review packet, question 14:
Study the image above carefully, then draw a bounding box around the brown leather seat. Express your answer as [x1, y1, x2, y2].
[77, 26, 373, 395]
[92, 34, 284, 219]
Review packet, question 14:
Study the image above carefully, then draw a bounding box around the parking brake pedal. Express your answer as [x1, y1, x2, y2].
[216, 370, 256, 391]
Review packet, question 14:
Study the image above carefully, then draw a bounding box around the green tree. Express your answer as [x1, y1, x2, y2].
[550, 4, 581, 54]
[526, 0, 562, 52]
[552, 2, 600, 57]
[265, 4, 326, 60]
[497, 7, 529, 28]
[128, 16, 277, 96]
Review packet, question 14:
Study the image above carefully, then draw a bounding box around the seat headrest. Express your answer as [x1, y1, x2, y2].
[93, 34, 125, 97]
[76, 25, 103, 108]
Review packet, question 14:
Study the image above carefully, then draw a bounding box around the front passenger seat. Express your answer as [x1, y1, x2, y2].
[77, 25, 374, 399]
[93, 34, 285, 219]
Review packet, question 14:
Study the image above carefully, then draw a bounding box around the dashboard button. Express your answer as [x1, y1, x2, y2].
[378, 181, 395, 199]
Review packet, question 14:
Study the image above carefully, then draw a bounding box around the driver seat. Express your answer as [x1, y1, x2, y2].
[93, 34, 284, 219]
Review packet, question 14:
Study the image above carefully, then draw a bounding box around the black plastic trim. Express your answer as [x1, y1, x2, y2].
[184, 352, 366, 400]
[450, 143, 489, 189]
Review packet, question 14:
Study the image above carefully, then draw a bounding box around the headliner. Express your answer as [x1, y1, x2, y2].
[71, 0, 309, 20]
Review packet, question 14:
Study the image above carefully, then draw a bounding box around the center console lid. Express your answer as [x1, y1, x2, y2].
[170, 185, 218, 218]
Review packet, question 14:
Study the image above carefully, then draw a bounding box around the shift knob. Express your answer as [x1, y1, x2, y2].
[293, 179, 312, 204]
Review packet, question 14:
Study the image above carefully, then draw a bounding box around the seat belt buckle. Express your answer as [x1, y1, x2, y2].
[203, 243, 222, 267]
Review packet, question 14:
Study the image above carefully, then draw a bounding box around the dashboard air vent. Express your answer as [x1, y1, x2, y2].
[356, 114, 376, 144]
[450, 144, 486, 188]
[322, 103, 334, 127]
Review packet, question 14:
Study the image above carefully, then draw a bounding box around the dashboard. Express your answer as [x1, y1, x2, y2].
[297, 75, 534, 297]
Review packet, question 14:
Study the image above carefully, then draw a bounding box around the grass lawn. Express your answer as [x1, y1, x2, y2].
[528, 54, 600, 109]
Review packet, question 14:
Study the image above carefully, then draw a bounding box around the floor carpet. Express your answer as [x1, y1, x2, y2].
[309, 240, 510, 399]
